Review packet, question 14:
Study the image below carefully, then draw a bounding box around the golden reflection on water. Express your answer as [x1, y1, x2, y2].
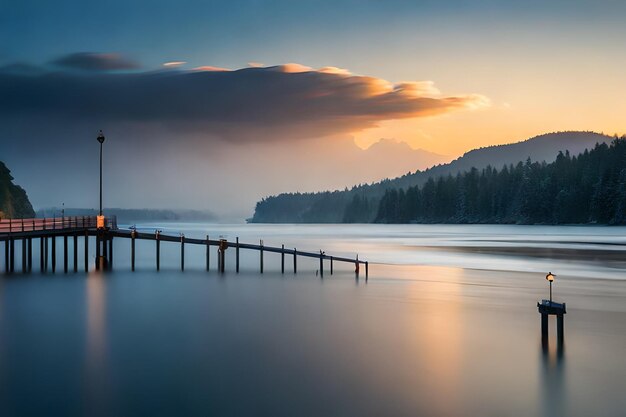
[407, 265, 464, 415]
[86, 271, 107, 361]
[84, 270, 109, 414]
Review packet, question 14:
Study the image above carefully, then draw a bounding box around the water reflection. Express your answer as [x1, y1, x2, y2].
[84, 271, 110, 416]
[540, 337, 567, 417]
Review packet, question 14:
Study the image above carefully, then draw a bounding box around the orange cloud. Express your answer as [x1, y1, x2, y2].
[0, 61, 489, 141]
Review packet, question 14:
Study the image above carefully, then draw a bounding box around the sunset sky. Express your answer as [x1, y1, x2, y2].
[1, 0, 625, 217]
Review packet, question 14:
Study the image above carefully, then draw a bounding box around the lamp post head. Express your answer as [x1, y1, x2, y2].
[97, 130, 105, 144]
[546, 272, 555, 282]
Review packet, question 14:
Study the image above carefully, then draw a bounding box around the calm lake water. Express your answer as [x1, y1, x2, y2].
[1, 224, 626, 416]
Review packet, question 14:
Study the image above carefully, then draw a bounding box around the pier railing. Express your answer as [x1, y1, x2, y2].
[0, 216, 117, 234]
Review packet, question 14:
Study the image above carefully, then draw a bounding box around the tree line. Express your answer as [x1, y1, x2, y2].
[367, 137, 626, 224]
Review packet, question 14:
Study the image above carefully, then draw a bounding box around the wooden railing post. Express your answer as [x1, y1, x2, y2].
[236, 237, 240, 273]
[319, 251, 324, 278]
[180, 234, 185, 271]
[156, 231, 160, 271]
[293, 248, 297, 274]
[131, 230, 136, 271]
[281, 244, 285, 274]
[260, 239, 264, 274]
[206, 235, 210, 271]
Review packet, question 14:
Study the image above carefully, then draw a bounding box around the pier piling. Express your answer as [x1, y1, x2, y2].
[236, 237, 240, 273]
[293, 248, 297, 274]
[84, 231, 89, 272]
[260, 240, 264, 274]
[64, 235, 68, 273]
[44, 237, 48, 272]
[22, 238, 26, 273]
[156, 231, 160, 271]
[538, 300, 566, 348]
[73, 234, 78, 273]
[206, 235, 210, 271]
[109, 236, 113, 269]
[281, 244, 285, 274]
[319, 251, 324, 278]
[131, 231, 136, 271]
[4, 240, 9, 273]
[28, 238, 32, 272]
[181, 234, 185, 271]
[10, 238, 15, 273]
[95, 235, 101, 271]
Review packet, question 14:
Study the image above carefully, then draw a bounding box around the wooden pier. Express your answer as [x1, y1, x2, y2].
[0, 216, 369, 277]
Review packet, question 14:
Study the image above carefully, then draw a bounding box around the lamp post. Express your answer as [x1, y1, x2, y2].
[546, 272, 555, 304]
[97, 130, 105, 217]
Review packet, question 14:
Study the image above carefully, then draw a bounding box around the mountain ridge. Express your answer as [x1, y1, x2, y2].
[250, 131, 614, 223]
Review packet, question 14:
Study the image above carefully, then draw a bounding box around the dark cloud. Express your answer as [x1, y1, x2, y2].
[0, 62, 488, 139]
[50, 52, 140, 71]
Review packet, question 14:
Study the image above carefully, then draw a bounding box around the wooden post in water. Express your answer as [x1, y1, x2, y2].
[236, 237, 240, 273]
[281, 244, 285, 274]
[355, 255, 359, 278]
[365, 262, 369, 280]
[44, 237, 48, 272]
[319, 251, 324, 278]
[293, 248, 297, 274]
[156, 231, 160, 271]
[28, 237, 32, 272]
[330, 256, 333, 275]
[63, 235, 68, 273]
[51, 236, 56, 273]
[84, 231, 89, 273]
[538, 300, 566, 348]
[108, 236, 113, 270]
[260, 240, 264, 274]
[40, 237, 44, 272]
[180, 234, 185, 271]
[5, 239, 10, 273]
[21, 238, 26, 273]
[206, 235, 210, 271]
[95, 235, 101, 271]
[73, 234, 78, 273]
[219, 239, 226, 273]
[9, 238, 14, 273]
[102, 235, 108, 271]
[131, 230, 136, 271]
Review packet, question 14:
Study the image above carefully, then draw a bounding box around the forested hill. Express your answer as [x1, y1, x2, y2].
[375, 138, 626, 224]
[0, 161, 35, 219]
[250, 131, 612, 223]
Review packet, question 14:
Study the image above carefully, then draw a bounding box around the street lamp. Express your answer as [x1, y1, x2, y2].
[97, 130, 105, 217]
[546, 272, 555, 304]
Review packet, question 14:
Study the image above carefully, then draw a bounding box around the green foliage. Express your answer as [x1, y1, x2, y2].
[0, 161, 35, 219]
[374, 137, 626, 224]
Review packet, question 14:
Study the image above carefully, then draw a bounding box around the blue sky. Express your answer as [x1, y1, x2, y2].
[2, 0, 625, 215]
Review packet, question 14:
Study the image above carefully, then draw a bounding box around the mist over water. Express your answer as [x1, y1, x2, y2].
[1, 224, 625, 416]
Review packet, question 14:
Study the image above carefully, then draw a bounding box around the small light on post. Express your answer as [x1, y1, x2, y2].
[546, 272, 555, 304]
